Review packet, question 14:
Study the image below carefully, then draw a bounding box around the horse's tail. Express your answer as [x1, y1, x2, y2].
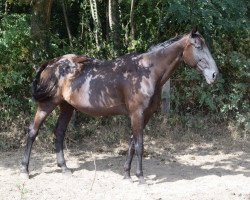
[32, 60, 58, 102]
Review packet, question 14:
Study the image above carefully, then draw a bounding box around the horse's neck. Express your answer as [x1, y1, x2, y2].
[145, 38, 186, 86]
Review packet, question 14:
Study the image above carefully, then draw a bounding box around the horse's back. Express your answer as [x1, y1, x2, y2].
[64, 53, 155, 115]
[63, 59, 129, 116]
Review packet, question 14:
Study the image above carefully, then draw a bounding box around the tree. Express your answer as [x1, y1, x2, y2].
[31, 0, 53, 60]
[0, 0, 249, 132]
[61, 0, 73, 47]
[89, 0, 101, 50]
[129, 0, 135, 40]
[108, 0, 122, 56]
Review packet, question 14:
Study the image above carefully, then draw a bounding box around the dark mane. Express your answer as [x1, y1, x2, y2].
[148, 35, 184, 52]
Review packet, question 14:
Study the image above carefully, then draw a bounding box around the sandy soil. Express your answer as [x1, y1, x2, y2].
[1, 139, 250, 200]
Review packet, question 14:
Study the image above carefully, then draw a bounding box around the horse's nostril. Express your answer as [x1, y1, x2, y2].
[212, 72, 217, 80]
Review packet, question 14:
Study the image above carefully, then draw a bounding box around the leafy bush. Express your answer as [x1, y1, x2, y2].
[156, 0, 250, 131]
[0, 0, 249, 148]
[0, 14, 33, 125]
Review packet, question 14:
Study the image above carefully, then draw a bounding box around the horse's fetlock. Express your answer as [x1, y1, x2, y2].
[124, 163, 131, 172]
[20, 164, 29, 174]
[28, 133, 37, 141]
[136, 171, 143, 178]
[57, 161, 66, 168]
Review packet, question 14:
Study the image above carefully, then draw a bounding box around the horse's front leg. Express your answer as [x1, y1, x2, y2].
[124, 135, 135, 181]
[54, 102, 74, 174]
[130, 110, 146, 184]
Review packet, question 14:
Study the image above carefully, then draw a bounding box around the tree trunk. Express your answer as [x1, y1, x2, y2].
[0, 1, 4, 15]
[161, 80, 171, 114]
[89, 0, 101, 50]
[130, 0, 135, 40]
[108, 0, 122, 56]
[31, 0, 53, 59]
[4, 1, 8, 14]
[62, 0, 73, 47]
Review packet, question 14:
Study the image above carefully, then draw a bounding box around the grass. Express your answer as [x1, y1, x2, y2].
[0, 112, 248, 151]
[16, 182, 29, 200]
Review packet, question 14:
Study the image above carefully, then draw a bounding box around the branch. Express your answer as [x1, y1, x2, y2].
[62, 0, 73, 47]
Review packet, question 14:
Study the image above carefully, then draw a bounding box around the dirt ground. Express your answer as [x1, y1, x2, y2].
[1, 137, 250, 200]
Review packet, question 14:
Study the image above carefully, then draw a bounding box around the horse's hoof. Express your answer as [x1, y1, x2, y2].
[123, 176, 134, 183]
[138, 177, 147, 185]
[62, 167, 72, 176]
[20, 172, 29, 180]
[20, 166, 29, 180]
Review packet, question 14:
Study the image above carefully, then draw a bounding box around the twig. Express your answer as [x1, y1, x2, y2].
[90, 151, 97, 191]
[67, 137, 77, 144]
[64, 139, 68, 151]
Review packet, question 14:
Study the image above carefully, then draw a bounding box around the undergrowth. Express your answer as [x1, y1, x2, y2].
[0, 111, 248, 151]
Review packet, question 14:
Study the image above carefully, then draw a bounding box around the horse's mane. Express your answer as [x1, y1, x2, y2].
[148, 35, 184, 52]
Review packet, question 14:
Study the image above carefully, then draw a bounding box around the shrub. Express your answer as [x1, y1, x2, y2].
[0, 14, 33, 126]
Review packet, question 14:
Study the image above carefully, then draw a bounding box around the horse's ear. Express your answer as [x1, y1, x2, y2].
[191, 26, 198, 37]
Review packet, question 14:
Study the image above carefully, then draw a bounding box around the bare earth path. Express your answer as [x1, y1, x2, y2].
[1, 139, 250, 200]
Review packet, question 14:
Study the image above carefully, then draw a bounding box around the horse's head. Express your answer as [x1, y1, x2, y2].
[183, 27, 219, 84]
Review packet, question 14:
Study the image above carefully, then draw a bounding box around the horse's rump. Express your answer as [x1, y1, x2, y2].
[32, 54, 90, 102]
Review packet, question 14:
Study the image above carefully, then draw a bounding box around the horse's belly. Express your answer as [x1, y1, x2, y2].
[64, 89, 127, 116]
[74, 104, 128, 117]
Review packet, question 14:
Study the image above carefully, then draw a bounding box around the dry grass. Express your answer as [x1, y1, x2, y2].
[0, 112, 248, 152]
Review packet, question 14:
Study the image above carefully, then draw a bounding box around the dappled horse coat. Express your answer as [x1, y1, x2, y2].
[21, 28, 219, 183]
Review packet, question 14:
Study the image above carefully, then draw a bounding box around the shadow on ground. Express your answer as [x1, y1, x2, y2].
[67, 149, 250, 184]
[1, 138, 250, 184]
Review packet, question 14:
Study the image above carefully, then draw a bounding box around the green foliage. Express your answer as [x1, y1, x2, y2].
[16, 182, 29, 200]
[0, 0, 249, 139]
[0, 14, 33, 124]
[157, 0, 250, 131]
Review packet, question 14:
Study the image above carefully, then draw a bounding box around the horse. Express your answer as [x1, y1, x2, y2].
[20, 28, 219, 184]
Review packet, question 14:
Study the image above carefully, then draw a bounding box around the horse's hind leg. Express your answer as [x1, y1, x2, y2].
[54, 102, 74, 174]
[20, 102, 57, 179]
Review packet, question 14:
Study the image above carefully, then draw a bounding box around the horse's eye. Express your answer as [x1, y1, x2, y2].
[197, 46, 202, 50]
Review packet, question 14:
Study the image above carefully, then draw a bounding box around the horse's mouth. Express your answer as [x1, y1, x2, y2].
[203, 74, 215, 85]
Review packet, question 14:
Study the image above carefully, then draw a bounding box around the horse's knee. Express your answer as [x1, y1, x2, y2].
[134, 142, 143, 155]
